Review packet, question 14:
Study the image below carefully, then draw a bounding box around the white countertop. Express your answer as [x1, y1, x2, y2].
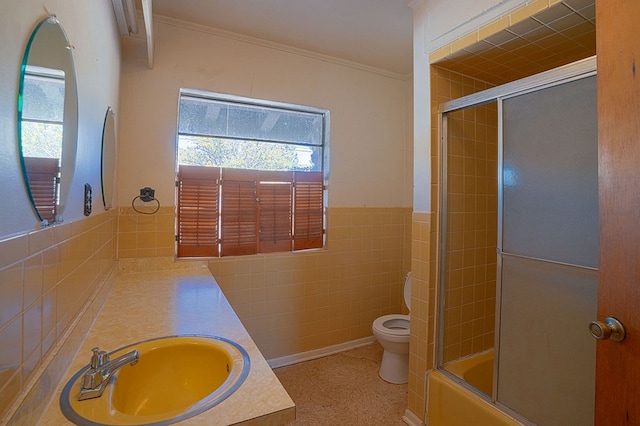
[40, 265, 295, 425]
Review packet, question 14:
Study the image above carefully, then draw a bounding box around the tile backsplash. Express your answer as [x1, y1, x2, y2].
[118, 205, 413, 360]
[0, 211, 117, 421]
[0, 206, 411, 421]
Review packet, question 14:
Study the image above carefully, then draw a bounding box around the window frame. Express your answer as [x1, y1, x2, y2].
[175, 89, 330, 258]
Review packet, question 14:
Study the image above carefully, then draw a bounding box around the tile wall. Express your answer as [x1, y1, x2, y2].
[116, 206, 412, 360]
[209, 207, 413, 360]
[406, 67, 498, 419]
[442, 101, 498, 363]
[117, 205, 175, 258]
[430, 0, 596, 85]
[0, 210, 117, 421]
[407, 211, 432, 419]
[410, 1, 596, 421]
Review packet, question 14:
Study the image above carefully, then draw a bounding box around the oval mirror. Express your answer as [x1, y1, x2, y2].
[18, 16, 78, 225]
[101, 107, 116, 210]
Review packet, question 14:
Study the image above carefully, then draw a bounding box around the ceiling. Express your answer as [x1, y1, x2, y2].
[139, 1, 596, 84]
[147, 0, 414, 76]
[434, 0, 595, 85]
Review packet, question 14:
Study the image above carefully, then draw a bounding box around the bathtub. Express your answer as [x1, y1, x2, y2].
[444, 349, 494, 396]
[426, 350, 522, 426]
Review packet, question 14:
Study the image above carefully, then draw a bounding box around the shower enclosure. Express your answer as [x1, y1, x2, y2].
[436, 57, 598, 425]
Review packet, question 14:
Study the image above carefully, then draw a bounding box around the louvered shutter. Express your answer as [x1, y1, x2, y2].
[258, 171, 293, 253]
[177, 165, 220, 257]
[221, 168, 259, 256]
[24, 157, 59, 223]
[293, 171, 324, 250]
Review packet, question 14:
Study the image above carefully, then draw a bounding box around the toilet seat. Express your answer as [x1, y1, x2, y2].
[373, 314, 410, 337]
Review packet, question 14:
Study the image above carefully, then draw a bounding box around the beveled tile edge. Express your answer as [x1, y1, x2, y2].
[3, 264, 117, 425]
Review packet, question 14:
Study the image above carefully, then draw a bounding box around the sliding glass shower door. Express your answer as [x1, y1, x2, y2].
[498, 75, 598, 425]
[437, 59, 598, 425]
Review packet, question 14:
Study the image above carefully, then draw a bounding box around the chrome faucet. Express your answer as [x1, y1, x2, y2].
[78, 347, 140, 401]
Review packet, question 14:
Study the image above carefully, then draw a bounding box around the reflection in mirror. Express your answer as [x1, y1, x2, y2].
[18, 15, 78, 225]
[101, 107, 116, 210]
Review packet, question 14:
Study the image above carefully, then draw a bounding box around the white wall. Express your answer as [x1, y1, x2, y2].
[412, 0, 528, 212]
[118, 18, 412, 210]
[412, 1, 431, 213]
[0, 0, 121, 240]
[425, 0, 522, 51]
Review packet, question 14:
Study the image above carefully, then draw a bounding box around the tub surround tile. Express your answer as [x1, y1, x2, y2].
[38, 266, 295, 425]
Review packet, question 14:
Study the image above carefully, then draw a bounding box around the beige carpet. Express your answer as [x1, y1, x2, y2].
[273, 342, 408, 426]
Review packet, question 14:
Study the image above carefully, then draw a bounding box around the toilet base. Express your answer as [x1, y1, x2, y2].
[379, 350, 409, 384]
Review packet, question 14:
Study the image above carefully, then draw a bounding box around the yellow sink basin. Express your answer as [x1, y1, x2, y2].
[60, 335, 250, 425]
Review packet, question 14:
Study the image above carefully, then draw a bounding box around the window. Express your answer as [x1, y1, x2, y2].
[176, 90, 328, 258]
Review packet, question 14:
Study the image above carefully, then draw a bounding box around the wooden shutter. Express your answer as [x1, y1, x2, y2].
[24, 157, 59, 223]
[177, 165, 220, 257]
[293, 171, 324, 250]
[258, 171, 293, 253]
[221, 168, 259, 256]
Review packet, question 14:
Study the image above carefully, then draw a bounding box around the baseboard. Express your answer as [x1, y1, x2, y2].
[402, 408, 425, 426]
[268, 336, 376, 369]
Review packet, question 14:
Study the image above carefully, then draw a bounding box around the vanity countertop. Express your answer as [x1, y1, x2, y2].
[40, 264, 295, 425]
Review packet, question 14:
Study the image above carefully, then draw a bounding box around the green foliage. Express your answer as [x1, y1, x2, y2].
[20, 122, 62, 159]
[178, 136, 309, 171]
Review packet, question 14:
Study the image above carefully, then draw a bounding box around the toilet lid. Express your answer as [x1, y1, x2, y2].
[404, 272, 411, 311]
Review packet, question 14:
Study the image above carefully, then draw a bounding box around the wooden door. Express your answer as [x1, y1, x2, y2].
[596, 0, 640, 424]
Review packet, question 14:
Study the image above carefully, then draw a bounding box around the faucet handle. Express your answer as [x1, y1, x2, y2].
[90, 347, 109, 369]
[81, 369, 104, 390]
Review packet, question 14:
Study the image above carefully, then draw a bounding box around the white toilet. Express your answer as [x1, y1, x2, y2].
[372, 272, 411, 384]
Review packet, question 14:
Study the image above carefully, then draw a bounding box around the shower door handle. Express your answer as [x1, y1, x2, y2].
[589, 317, 626, 342]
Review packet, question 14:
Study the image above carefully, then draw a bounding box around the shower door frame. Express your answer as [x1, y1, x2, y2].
[435, 55, 597, 423]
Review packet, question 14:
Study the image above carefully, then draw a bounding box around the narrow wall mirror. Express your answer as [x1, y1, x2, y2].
[18, 15, 78, 224]
[101, 107, 116, 210]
